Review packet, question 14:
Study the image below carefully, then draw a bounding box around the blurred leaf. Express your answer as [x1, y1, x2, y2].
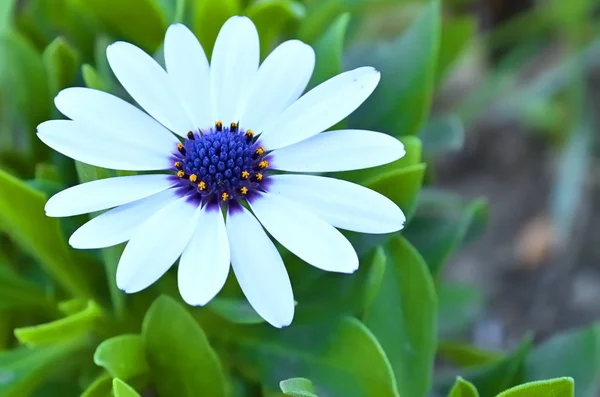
[208, 297, 264, 325]
[142, 295, 227, 397]
[448, 377, 479, 397]
[404, 191, 488, 277]
[235, 317, 399, 397]
[94, 335, 150, 381]
[0, 0, 14, 32]
[81, 374, 112, 397]
[246, 0, 305, 58]
[58, 298, 87, 315]
[523, 324, 600, 397]
[154, 0, 186, 24]
[363, 235, 436, 397]
[297, 0, 344, 43]
[307, 12, 349, 89]
[82, 64, 109, 91]
[435, 17, 475, 85]
[280, 378, 317, 397]
[43, 37, 79, 96]
[361, 247, 386, 314]
[76, 0, 166, 52]
[193, 0, 240, 59]
[419, 115, 465, 156]
[0, 265, 55, 312]
[0, 168, 91, 298]
[113, 379, 141, 397]
[14, 300, 103, 346]
[438, 282, 485, 336]
[348, 0, 440, 136]
[497, 377, 574, 397]
[438, 341, 503, 369]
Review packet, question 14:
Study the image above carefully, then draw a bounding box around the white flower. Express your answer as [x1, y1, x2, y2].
[37, 16, 406, 328]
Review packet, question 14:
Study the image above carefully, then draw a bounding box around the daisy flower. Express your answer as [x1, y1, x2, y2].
[38, 16, 406, 328]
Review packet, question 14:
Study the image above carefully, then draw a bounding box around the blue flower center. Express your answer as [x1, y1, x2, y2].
[173, 122, 268, 202]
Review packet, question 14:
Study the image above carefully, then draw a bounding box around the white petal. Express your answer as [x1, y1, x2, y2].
[210, 16, 259, 123]
[178, 204, 230, 306]
[269, 129, 405, 172]
[164, 24, 213, 129]
[37, 120, 173, 171]
[259, 67, 380, 150]
[45, 174, 177, 217]
[116, 196, 200, 294]
[69, 188, 181, 249]
[237, 40, 315, 133]
[106, 41, 195, 136]
[267, 174, 406, 234]
[226, 205, 293, 328]
[54, 87, 180, 148]
[249, 192, 358, 273]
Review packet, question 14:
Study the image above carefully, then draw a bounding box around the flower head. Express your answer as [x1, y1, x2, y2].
[38, 16, 406, 328]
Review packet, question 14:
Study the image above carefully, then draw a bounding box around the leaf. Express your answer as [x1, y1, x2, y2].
[419, 115, 465, 155]
[113, 379, 141, 397]
[522, 324, 600, 397]
[435, 17, 476, 84]
[14, 300, 103, 346]
[235, 317, 399, 397]
[280, 378, 317, 397]
[438, 282, 485, 336]
[438, 341, 503, 369]
[497, 377, 574, 397]
[307, 12, 350, 89]
[361, 247, 386, 314]
[0, 0, 14, 32]
[42, 36, 79, 96]
[208, 297, 264, 325]
[94, 335, 150, 381]
[81, 374, 112, 397]
[347, 0, 441, 136]
[448, 377, 479, 397]
[82, 64, 109, 91]
[0, 168, 91, 298]
[0, 265, 55, 312]
[193, 0, 240, 59]
[363, 235, 437, 397]
[142, 295, 227, 397]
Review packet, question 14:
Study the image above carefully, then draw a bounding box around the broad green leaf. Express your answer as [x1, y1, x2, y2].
[42, 37, 79, 96]
[0, 265, 55, 312]
[14, 300, 104, 346]
[94, 335, 150, 380]
[435, 17, 476, 84]
[246, 0, 305, 58]
[361, 247, 386, 314]
[363, 235, 437, 397]
[523, 324, 600, 397]
[280, 378, 317, 397]
[142, 295, 227, 397]
[113, 379, 141, 397]
[0, 0, 14, 32]
[348, 0, 441, 136]
[297, 0, 344, 43]
[208, 297, 264, 325]
[438, 283, 484, 336]
[76, 0, 166, 52]
[81, 374, 112, 397]
[438, 341, 503, 369]
[497, 377, 574, 397]
[0, 168, 91, 298]
[82, 64, 109, 91]
[419, 115, 465, 155]
[448, 377, 479, 397]
[193, 0, 240, 59]
[235, 317, 399, 397]
[308, 12, 349, 89]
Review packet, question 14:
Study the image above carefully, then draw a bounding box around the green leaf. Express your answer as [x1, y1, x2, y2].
[81, 374, 112, 397]
[497, 377, 574, 397]
[448, 377, 479, 397]
[297, 0, 345, 43]
[307, 12, 349, 89]
[208, 297, 264, 325]
[361, 247, 386, 313]
[76, 0, 166, 52]
[142, 295, 227, 397]
[14, 300, 104, 346]
[348, 0, 441, 136]
[438, 283, 484, 336]
[0, 265, 55, 312]
[193, 0, 240, 59]
[246, 0, 305, 58]
[419, 115, 465, 155]
[0, 0, 14, 32]
[280, 378, 317, 397]
[42, 37, 79, 96]
[435, 17, 476, 85]
[0, 168, 91, 298]
[363, 235, 437, 397]
[235, 317, 399, 397]
[523, 324, 600, 397]
[82, 64, 109, 91]
[438, 341, 503, 369]
[113, 379, 141, 397]
[94, 335, 150, 381]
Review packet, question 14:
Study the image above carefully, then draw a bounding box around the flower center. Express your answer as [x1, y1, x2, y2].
[172, 121, 268, 203]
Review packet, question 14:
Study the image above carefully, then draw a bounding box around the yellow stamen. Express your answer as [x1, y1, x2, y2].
[258, 160, 269, 169]
[216, 120, 223, 131]
[198, 181, 206, 190]
[241, 170, 250, 179]
[177, 143, 186, 155]
[177, 170, 185, 178]
[255, 173, 263, 181]
[240, 186, 248, 195]
[246, 129, 254, 139]
[189, 174, 197, 183]
[230, 122, 238, 131]
[174, 161, 182, 169]
[221, 192, 229, 201]
[187, 131, 195, 140]
[255, 147, 264, 156]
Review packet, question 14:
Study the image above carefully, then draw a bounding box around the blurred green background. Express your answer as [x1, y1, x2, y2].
[0, 0, 598, 396]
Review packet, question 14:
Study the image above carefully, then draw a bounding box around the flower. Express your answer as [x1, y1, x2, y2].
[37, 16, 406, 328]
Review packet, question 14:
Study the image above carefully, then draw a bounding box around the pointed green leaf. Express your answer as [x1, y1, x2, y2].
[82, 64, 109, 91]
[280, 377, 317, 397]
[308, 12, 349, 89]
[363, 235, 437, 397]
[81, 374, 112, 397]
[438, 341, 503, 369]
[0, 168, 91, 298]
[142, 295, 227, 397]
[435, 17, 476, 85]
[193, 0, 240, 59]
[113, 379, 141, 397]
[43, 37, 79, 96]
[208, 297, 264, 325]
[348, 0, 441, 136]
[448, 377, 479, 397]
[496, 378, 574, 397]
[94, 335, 150, 381]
